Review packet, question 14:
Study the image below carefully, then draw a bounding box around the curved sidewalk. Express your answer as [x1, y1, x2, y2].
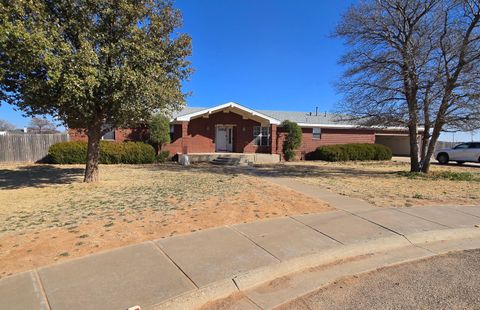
[1, 202, 480, 310]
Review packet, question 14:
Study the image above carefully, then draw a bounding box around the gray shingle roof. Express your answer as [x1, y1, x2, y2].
[171, 106, 351, 126]
[171, 107, 205, 118]
[257, 110, 348, 125]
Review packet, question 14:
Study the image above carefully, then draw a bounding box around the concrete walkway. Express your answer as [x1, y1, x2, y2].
[2, 202, 480, 310]
[260, 176, 375, 213]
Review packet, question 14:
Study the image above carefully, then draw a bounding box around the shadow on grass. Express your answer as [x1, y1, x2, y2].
[143, 161, 400, 179]
[0, 165, 84, 189]
[430, 162, 480, 169]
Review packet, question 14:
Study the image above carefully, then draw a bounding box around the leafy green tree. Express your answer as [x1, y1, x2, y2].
[281, 120, 302, 161]
[0, 0, 192, 182]
[149, 113, 171, 153]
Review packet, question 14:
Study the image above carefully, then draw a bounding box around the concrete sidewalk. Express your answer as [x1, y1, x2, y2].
[260, 176, 375, 213]
[1, 203, 480, 310]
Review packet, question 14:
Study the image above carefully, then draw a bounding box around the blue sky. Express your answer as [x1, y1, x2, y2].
[0, 0, 477, 141]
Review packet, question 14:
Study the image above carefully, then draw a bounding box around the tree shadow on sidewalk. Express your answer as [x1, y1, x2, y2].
[0, 165, 84, 189]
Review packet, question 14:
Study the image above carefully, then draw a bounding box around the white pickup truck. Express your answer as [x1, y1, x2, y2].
[435, 142, 480, 165]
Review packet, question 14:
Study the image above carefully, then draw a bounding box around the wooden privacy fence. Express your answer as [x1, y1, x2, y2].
[0, 134, 69, 163]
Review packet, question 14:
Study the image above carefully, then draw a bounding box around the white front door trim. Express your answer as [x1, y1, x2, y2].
[215, 125, 233, 152]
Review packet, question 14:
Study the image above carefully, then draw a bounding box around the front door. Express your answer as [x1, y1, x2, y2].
[215, 126, 233, 152]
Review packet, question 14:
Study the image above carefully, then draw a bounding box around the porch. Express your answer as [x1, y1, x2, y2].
[179, 152, 280, 165]
[164, 102, 281, 155]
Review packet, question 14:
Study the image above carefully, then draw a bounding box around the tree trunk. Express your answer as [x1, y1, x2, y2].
[421, 120, 443, 173]
[420, 89, 431, 166]
[407, 95, 420, 172]
[408, 123, 420, 172]
[84, 122, 102, 183]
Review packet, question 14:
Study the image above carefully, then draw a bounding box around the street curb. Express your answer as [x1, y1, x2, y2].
[232, 235, 409, 291]
[405, 227, 480, 245]
[152, 278, 237, 310]
[150, 227, 480, 309]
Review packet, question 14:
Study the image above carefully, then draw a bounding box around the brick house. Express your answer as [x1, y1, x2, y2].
[69, 102, 422, 159]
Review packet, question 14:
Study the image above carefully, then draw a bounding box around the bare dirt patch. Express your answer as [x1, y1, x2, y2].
[0, 163, 330, 277]
[255, 160, 480, 208]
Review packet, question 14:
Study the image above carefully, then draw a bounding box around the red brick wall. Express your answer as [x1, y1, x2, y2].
[68, 128, 88, 141]
[68, 127, 149, 142]
[277, 127, 376, 160]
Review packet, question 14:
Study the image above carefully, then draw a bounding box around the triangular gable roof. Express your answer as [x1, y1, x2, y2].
[173, 102, 281, 125]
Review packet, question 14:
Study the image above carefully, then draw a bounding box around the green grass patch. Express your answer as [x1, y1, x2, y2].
[398, 171, 478, 181]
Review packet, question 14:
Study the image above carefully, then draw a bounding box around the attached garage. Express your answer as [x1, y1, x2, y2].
[375, 134, 411, 156]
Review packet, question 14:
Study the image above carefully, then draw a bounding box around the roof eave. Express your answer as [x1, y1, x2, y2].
[174, 102, 281, 125]
[297, 123, 424, 131]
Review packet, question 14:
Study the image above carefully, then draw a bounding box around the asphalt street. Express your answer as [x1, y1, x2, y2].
[280, 249, 480, 310]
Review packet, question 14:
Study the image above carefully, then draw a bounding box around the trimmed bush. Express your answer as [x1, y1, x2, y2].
[281, 120, 302, 161]
[48, 141, 87, 164]
[156, 150, 171, 163]
[311, 143, 392, 161]
[48, 141, 156, 164]
[120, 142, 156, 164]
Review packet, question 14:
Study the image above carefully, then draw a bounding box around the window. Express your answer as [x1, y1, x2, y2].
[169, 124, 175, 141]
[469, 143, 480, 149]
[253, 126, 270, 146]
[312, 127, 321, 139]
[454, 143, 470, 149]
[102, 128, 115, 140]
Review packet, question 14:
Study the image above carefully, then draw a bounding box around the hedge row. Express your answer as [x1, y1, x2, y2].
[48, 141, 156, 164]
[311, 143, 392, 161]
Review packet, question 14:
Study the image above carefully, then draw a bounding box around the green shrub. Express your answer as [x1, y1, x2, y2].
[100, 141, 124, 164]
[281, 120, 302, 161]
[311, 143, 392, 161]
[156, 150, 171, 163]
[120, 142, 156, 164]
[48, 141, 155, 164]
[149, 114, 171, 145]
[48, 141, 87, 164]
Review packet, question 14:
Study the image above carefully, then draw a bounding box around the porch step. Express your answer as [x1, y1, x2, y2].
[210, 156, 248, 166]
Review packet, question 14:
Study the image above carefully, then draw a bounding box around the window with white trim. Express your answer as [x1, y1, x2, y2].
[312, 127, 321, 139]
[102, 126, 115, 140]
[253, 126, 270, 146]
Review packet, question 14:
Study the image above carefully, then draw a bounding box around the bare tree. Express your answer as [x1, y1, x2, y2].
[28, 117, 57, 133]
[335, 0, 480, 173]
[420, 0, 480, 172]
[0, 119, 15, 131]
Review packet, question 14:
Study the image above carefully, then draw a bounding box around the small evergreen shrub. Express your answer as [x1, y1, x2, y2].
[48, 141, 155, 164]
[156, 150, 171, 163]
[311, 143, 392, 161]
[281, 120, 302, 161]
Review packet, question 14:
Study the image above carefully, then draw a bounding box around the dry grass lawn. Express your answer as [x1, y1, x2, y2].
[0, 163, 330, 278]
[256, 159, 480, 208]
